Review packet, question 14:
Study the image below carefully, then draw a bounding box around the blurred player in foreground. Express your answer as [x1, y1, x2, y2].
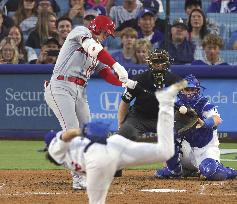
[156, 74, 237, 180]
[44, 15, 130, 190]
[46, 80, 187, 204]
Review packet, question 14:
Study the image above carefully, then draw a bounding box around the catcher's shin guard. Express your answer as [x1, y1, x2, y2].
[199, 158, 237, 180]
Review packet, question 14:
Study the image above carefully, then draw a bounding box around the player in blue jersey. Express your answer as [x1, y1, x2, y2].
[155, 74, 237, 180]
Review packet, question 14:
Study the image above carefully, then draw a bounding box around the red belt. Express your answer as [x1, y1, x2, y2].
[57, 75, 86, 86]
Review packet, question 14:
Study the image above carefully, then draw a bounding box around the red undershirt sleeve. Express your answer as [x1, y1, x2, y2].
[97, 49, 116, 67]
[98, 67, 122, 86]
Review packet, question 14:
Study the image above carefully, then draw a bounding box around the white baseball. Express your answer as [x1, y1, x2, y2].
[179, 106, 187, 114]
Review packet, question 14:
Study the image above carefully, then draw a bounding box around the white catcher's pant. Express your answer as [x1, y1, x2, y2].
[44, 79, 91, 130]
[180, 133, 220, 171]
[84, 100, 175, 204]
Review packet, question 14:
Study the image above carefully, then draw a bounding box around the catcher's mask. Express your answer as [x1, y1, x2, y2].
[146, 49, 172, 73]
[178, 74, 205, 104]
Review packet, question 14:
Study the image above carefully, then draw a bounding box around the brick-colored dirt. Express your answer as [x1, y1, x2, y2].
[0, 170, 237, 204]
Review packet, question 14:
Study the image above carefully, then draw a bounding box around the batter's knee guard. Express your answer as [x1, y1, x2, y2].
[199, 158, 237, 180]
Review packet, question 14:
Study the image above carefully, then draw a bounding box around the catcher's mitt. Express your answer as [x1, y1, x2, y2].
[174, 107, 199, 135]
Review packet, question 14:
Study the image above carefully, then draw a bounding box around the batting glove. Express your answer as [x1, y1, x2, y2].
[122, 79, 137, 89]
[112, 62, 128, 83]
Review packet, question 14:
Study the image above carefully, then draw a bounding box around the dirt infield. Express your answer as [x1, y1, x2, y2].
[0, 170, 237, 204]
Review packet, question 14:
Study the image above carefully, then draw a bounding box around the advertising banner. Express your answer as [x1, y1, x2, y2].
[0, 75, 236, 136]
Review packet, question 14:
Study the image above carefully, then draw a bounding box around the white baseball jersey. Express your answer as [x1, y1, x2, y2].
[53, 26, 106, 81]
[48, 90, 177, 204]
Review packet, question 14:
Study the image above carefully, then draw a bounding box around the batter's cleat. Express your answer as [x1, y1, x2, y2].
[155, 80, 188, 103]
[72, 174, 87, 190]
[155, 167, 182, 179]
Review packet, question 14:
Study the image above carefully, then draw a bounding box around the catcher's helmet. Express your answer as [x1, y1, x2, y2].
[146, 49, 172, 72]
[178, 74, 204, 103]
[88, 15, 115, 37]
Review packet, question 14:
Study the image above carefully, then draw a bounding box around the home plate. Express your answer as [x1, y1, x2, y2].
[141, 189, 187, 193]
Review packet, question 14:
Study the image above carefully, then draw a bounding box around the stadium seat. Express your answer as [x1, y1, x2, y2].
[220, 50, 237, 65]
[207, 13, 237, 49]
[202, 0, 213, 12]
[169, 12, 186, 23]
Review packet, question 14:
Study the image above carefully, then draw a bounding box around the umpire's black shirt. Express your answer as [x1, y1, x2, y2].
[121, 70, 181, 119]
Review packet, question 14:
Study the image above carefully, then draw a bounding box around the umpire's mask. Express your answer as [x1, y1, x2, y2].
[146, 49, 173, 89]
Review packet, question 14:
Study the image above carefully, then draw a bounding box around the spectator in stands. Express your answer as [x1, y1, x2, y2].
[65, 0, 87, 26]
[0, 10, 9, 42]
[184, 0, 220, 35]
[228, 30, 237, 49]
[56, 16, 72, 47]
[134, 38, 152, 64]
[109, 0, 142, 29]
[116, 1, 167, 34]
[12, 0, 38, 41]
[207, 0, 237, 13]
[106, 0, 124, 14]
[137, 8, 163, 49]
[187, 8, 208, 60]
[83, 8, 99, 27]
[141, 0, 164, 14]
[86, 0, 107, 15]
[160, 18, 195, 65]
[185, 0, 202, 16]
[103, 33, 122, 51]
[0, 6, 13, 29]
[87, 0, 108, 7]
[26, 11, 58, 49]
[0, 37, 23, 64]
[192, 34, 229, 65]
[112, 27, 137, 64]
[36, 37, 60, 64]
[8, 25, 37, 64]
[36, 0, 60, 14]
[1, 0, 19, 13]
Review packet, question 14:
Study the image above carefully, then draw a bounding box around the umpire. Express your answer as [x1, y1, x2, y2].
[118, 49, 182, 141]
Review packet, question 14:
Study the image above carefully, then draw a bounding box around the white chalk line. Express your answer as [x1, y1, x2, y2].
[140, 189, 186, 193]
[0, 191, 68, 196]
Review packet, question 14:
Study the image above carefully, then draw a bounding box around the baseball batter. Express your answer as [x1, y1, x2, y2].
[44, 15, 129, 189]
[156, 74, 237, 180]
[46, 80, 188, 204]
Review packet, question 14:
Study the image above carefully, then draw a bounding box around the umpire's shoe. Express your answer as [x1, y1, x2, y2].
[155, 167, 182, 179]
[114, 169, 123, 177]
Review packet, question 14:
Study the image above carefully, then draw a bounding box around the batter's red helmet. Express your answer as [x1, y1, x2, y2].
[88, 15, 115, 37]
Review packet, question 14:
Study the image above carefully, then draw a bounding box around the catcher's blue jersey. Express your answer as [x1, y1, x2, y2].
[176, 97, 219, 148]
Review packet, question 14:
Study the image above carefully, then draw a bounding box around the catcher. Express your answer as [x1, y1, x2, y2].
[156, 74, 237, 180]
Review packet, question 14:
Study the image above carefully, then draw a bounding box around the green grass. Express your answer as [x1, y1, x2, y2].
[0, 140, 63, 169]
[0, 140, 236, 170]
